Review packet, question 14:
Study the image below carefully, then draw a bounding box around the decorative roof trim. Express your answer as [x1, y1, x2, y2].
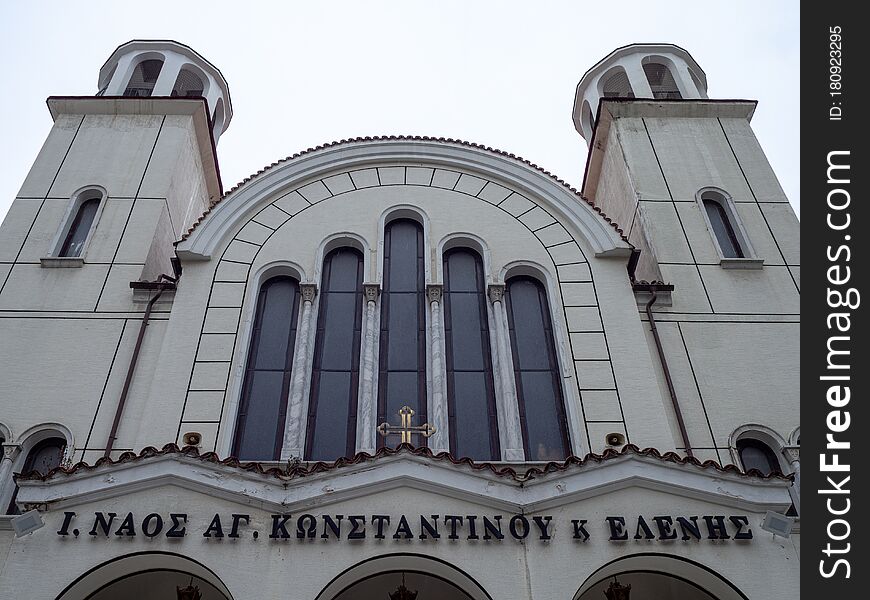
[18, 442, 790, 484]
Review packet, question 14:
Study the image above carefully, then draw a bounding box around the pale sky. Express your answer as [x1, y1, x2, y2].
[0, 1, 799, 228]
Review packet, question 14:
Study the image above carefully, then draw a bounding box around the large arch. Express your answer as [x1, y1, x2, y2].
[177, 138, 630, 260]
[56, 551, 234, 600]
[573, 553, 749, 600]
[314, 552, 493, 600]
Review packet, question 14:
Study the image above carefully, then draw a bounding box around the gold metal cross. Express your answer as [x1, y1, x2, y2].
[377, 406, 436, 445]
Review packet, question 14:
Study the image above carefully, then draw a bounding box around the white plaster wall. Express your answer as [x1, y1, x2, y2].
[0, 483, 799, 600]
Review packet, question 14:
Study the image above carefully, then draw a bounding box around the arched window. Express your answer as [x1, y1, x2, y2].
[378, 219, 427, 446]
[7, 437, 66, 514]
[233, 276, 301, 460]
[701, 190, 746, 258]
[443, 249, 499, 460]
[504, 276, 569, 461]
[172, 68, 204, 98]
[305, 248, 364, 460]
[737, 438, 780, 475]
[601, 68, 634, 98]
[643, 61, 682, 99]
[59, 197, 100, 258]
[124, 59, 163, 97]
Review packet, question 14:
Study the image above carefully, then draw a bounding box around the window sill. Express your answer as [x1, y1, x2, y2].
[40, 256, 84, 268]
[719, 258, 764, 270]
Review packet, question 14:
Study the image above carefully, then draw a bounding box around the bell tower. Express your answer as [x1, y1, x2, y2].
[0, 40, 232, 304]
[573, 44, 800, 463]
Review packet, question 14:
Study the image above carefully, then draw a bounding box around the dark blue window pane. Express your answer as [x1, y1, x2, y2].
[444, 249, 499, 460]
[251, 279, 298, 370]
[234, 276, 300, 460]
[308, 371, 354, 461]
[237, 370, 286, 460]
[385, 371, 422, 420]
[451, 372, 492, 459]
[506, 276, 569, 460]
[386, 294, 421, 370]
[379, 220, 427, 448]
[704, 198, 744, 258]
[60, 198, 100, 257]
[306, 247, 363, 460]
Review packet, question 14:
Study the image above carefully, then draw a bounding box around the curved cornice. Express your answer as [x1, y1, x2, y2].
[175, 138, 631, 260]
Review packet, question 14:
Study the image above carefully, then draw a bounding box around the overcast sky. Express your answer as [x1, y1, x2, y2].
[0, 1, 799, 227]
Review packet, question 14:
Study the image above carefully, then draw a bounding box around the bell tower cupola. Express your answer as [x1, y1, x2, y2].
[573, 43, 707, 143]
[97, 40, 233, 144]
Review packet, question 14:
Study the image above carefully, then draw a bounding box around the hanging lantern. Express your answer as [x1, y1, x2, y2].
[603, 577, 631, 600]
[388, 573, 418, 600]
[177, 581, 202, 600]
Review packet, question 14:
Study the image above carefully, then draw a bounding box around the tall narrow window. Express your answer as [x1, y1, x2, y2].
[124, 59, 163, 97]
[7, 437, 65, 514]
[505, 276, 569, 461]
[306, 248, 364, 460]
[737, 438, 780, 475]
[59, 197, 100, 258]
[378, 220, 427, 446]
[443, 249, 499, 460]
[643, 62, 682, 99]
[703, 195, 745, 258]
[233, 276, 300, 460]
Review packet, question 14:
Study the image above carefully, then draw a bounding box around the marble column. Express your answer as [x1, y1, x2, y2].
[0, 443, 22, 513]
[281, 283, 317, 461]
[357, 283, 381, 455]
[488, 284, 525, 461]
[427, 284, 449, 453]
[782, 445, 801, 514]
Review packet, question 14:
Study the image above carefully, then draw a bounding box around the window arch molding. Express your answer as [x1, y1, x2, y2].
[695, 186, 761, 267]
[172, 61, 210, 99]
[45, 185, 108, 264]
[596, 65, 634, 99]
[436, 232, 492, 283]
[1, 423, 72, 513]
[641, 54, 690, 99]
[217, 260, 309, 457]
[376, 205, 432, 284]
[313, 232, 372, 288]
[728, 424, 789, 474]
[499, 261, 586, 458]
[118, 51, 167, 97]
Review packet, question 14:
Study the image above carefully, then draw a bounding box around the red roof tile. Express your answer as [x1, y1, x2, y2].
[17, 442, 790, 484]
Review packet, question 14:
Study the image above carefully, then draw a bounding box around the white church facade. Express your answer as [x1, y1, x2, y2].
[0, 41, 800, 599]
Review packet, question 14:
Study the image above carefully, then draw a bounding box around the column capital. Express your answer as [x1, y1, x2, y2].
[426, 284, 443, 304]
[487, 283, 506, 304]
[363, 283, 381, 303]
[299, 283, 318, 303]
[782, 445, 800, 465]
[2, 443, 22, 462]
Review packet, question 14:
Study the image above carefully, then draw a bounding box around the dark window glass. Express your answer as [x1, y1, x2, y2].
[378, 220, 427, 446]
[59, 198, 100, 257]
[643, 62, 683, 100]
[444, 249, 499, 460]
[505, 276, 570, 461]
[703, 197, 744, 258]
[737, 438, 780, 475]
[7, 437, 65, 514]
[124, 59, 163, 97]
[306, 248, 364, 461]
[233, 276, 300, 460]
